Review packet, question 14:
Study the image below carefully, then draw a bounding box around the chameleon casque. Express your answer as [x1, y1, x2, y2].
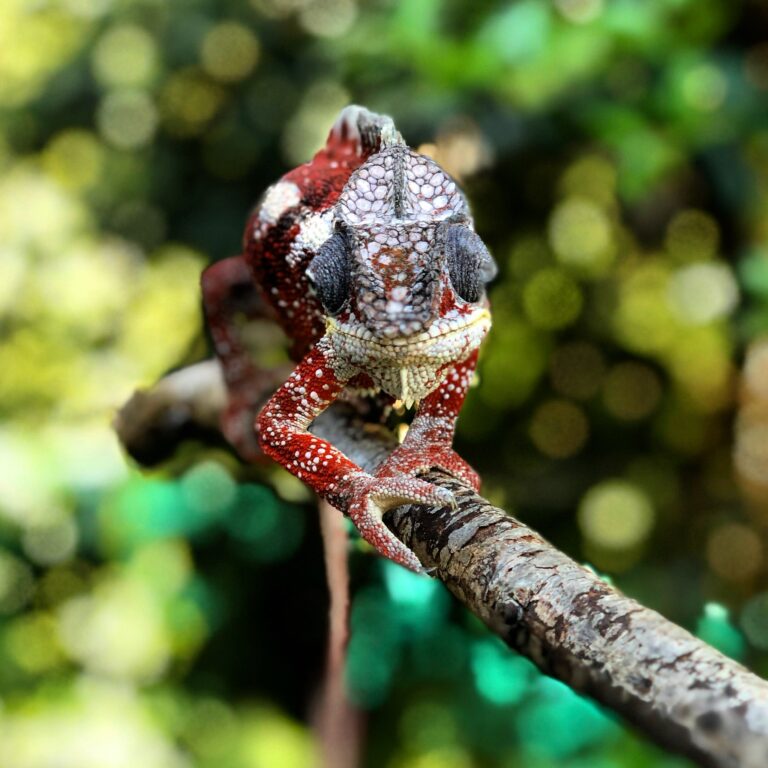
[202, 106, 496, 573]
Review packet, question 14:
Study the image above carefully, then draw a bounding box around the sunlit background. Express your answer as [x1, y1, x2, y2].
[2, 0, 768, 766]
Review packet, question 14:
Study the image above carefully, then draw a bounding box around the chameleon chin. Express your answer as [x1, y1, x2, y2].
[202, 105, 496, 573]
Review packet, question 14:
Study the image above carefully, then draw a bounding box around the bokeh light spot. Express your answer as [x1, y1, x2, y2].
[603, 362, 662, 421]
[471, 638, 534, 705]
[0, 166, 89, 252]
[160, 69, 225, 137]
[129, 540, 193, 597]
[345, 587, 402, 706]
[92, 24, 158, 88]
[105, 478, 189, 550]
[35, 238, 141, 340]
[97, 89, 158, 149]
[549, 197, 615, 277]
[549, 342, 605, 400]
[555, 0, 604, 25]
[682, 63, 727, 112]
[579, 480, 654, 550]
[182, 698, 239, 760]
[668, 262, 738, 324]
[383, 560, 439, 609]
[38, 566, 88, 608]
[382, 560, 449, 631]
[345, 632, 397, 707]
[523, 268, 583, 330]
[282, 80, 350, 164]
[0, 551, 35, 615]
[735, 405, 768, 490]
[228, 484, 304, 563]
[251, 0, 309, 18]
[399, 700, 459, 751]
[706, 523, 763, 583]
[22, 517, 78, 566]
[0, 4, 86, 107]
[508, 236, 551, 280]
[560, 154, 617, 206]
[42, 130, 104, 190]
[744, 338, 768, 400]
[613, 261, 678, 355]
[201, 22, 260, 82]
[180, 460, 236, 519]
[299, 0, 358, 38]
[665, 209, 720, 261]
[529, 399, 589, 458]
[667, 328, 733, 412]
[516, 676, 618, 758]
[240, 707, 313, 768]
[5, 612, 64, 673]
[119, 244, 205, 377]
[418, 117, 493, 181]
[481, 318, 549, 408]
[57, 575, 171, 680]
[0, 678, 190, 768]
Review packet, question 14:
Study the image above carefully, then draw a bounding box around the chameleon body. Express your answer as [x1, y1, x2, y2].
[202, 106, 496, 573]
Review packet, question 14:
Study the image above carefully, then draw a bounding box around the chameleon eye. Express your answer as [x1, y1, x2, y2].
[306, 231, 351, 316]
[444, 225, 497, 303]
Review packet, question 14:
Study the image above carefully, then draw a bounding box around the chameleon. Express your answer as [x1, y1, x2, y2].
[201, 106, 496, 573]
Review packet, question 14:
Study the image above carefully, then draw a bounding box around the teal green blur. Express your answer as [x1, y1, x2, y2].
[696, 603, 746, 660]
[470, 638, 535, 705]
[516, 677, 620, 759]
[98, 463, 303, 560]
[1, 0, 767, 766]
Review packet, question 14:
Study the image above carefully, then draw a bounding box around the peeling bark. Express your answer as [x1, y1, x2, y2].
[114, 360, 768, 768]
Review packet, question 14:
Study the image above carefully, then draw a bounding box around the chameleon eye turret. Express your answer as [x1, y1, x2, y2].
[203, 105, 494, 573]
[306, 231, 351, 316]
[442, 223, 498, 304]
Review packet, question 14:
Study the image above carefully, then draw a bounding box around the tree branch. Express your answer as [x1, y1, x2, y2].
[114, 359, 768, 768]
[385, 472, 768, 768]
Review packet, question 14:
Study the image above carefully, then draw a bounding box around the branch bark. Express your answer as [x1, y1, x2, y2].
[114, 359, 768, 768]
[385, 472, 768, 768]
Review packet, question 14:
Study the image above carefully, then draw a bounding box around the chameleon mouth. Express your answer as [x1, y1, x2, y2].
[325, 308, 491, 350]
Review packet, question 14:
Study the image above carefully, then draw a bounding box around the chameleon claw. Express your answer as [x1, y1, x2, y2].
[346, 473, 453, 572]
[431, 485, 457, 511]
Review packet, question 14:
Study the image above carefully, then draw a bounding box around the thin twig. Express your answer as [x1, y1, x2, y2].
[312, 500, 364, 768]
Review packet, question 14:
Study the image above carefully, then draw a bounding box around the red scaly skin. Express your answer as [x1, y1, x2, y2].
[202, 106, 495, 573]
[201, 255, 272, 461]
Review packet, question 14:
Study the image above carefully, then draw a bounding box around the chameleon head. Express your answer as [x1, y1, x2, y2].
[306, 145, 496, 405]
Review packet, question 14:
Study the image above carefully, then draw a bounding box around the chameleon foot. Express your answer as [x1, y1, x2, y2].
[380, 444, 481, 493]
[345, 473, 455, 573]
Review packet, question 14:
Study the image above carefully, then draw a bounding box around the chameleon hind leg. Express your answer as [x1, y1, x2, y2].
[201, 254, 289, 462]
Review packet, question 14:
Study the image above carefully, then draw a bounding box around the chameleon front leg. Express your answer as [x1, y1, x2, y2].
[256, 337, 453, 573]
[378, 352, 481, 491]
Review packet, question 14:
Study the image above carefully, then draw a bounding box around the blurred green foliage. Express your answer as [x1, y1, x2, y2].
[2, 0, 768, 766]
